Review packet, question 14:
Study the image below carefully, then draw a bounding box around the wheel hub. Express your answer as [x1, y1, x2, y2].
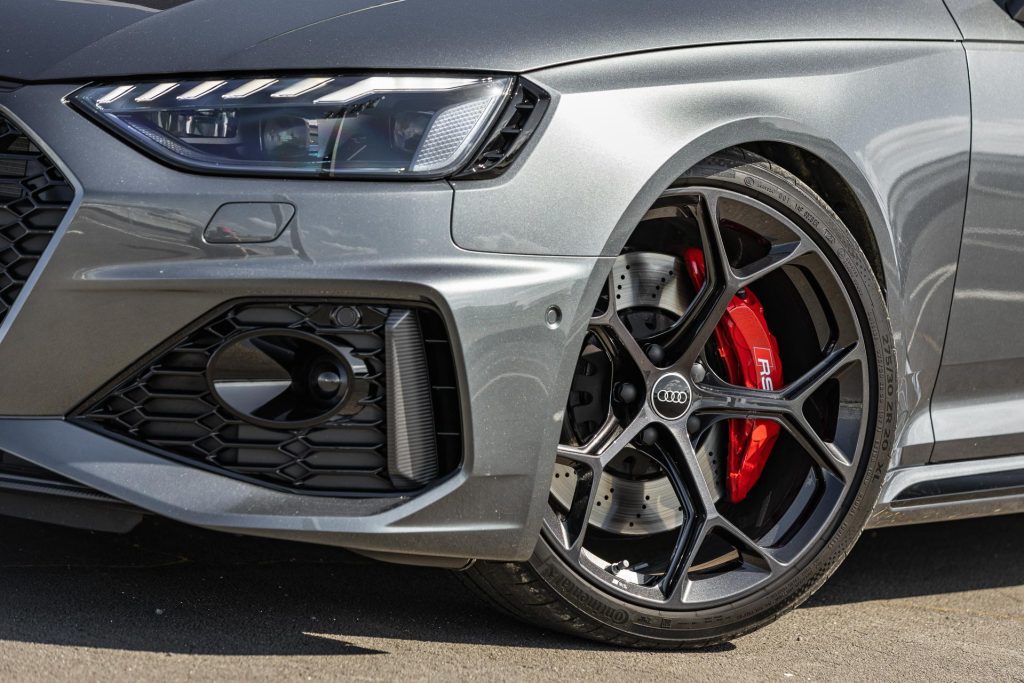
[546, 182, 871, 614]
[650, 373, 692, 420]
[554, 251, 724, 535]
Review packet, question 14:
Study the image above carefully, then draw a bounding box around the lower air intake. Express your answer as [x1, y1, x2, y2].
[0, 113, 75, 327]
[75, 302, 461, 495]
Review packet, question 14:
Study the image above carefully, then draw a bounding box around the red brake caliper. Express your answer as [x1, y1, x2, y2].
[683, 248, 783, 503]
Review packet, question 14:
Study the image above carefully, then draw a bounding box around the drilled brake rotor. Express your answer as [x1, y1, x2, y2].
[554, 251, 726, 536]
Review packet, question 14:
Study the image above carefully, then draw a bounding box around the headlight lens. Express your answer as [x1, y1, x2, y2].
[70, 75, 513, 179]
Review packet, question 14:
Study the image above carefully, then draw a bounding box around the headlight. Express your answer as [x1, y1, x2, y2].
[69, 74, 513, 179]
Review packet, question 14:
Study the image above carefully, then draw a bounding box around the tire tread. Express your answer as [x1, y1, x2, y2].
[460, 148, 896, 649]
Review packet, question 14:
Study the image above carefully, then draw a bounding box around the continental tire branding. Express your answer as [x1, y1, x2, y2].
[539, 561, 630, 625]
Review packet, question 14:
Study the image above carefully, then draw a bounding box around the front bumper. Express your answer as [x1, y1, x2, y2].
[0, 84, 608, 563]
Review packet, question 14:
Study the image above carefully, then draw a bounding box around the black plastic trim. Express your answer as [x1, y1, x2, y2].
[0, 113, 75, 328]
[454, 78, 551, 180]
[73, 298, 463, 499]
[0, 451, 121, 502]
[1008, 0, 1024, 22]
[892, 467, 1024, 506]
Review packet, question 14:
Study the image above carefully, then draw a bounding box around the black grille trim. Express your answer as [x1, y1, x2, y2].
[74, 301, 463, 497]
[0, 113, 74, 328]
[0, 450, 125, 503]
[455, 79, 550, 180]
[0, 450, 76, 486]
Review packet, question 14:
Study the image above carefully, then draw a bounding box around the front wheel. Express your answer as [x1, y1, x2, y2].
[462, 149, 896, 648]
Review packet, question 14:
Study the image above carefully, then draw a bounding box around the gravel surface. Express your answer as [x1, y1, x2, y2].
[0, 513, 1021, 681]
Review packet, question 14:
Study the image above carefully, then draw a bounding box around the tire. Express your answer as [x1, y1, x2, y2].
[460, 148, 897, 648]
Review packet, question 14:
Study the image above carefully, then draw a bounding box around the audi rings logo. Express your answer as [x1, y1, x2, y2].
[651, 373, 692, 420]
[656, 389, 689, 404]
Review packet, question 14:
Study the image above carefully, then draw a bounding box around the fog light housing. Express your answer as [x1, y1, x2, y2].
[207, 330, 355, 428]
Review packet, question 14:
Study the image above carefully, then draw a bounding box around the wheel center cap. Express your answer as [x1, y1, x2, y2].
[650, 372, 692, 420]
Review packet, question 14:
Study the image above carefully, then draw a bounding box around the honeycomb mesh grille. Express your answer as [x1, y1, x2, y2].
[0, 113, 74, 327]
[76, 302, 461, 495]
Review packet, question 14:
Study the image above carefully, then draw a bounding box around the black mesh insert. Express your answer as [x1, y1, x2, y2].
[76, 302, 462, 495]
[455, 79, 549, 179]
[0, 113, 74, 327]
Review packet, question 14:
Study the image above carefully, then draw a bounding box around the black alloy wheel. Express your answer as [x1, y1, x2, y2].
[462, 149, 896, 648]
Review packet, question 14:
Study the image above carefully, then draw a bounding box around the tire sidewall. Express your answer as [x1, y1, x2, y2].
[529, 154, 898, 644]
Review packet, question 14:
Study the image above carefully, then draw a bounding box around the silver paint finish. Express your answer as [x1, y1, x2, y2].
[0, 84, 609, 561]
[203, 202, 295, 244]
[0, 418, 512, 560]
[942, 0, 1024, 40]
[1, 0, 960, 81]
[0, 0, 1021, 558]
[453, 41, 972, 468]
[931, 42, 1024, 463]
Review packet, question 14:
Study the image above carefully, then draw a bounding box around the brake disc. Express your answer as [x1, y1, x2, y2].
[551, 431, 725, 535]
[554, 251, 726, 536]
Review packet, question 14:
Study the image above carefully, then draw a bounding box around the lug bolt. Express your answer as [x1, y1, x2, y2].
[690, 362, 707, 384]
[737, 288, 748, 300]
[687, 415, 702, 435]
[638, 426, 659, 446]
[614, 382, 638, 404]
[645, 343, 665, 365]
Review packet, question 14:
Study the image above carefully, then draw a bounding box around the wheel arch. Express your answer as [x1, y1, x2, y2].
[600, 117, 898, 305]
[738, 141, 886, 296]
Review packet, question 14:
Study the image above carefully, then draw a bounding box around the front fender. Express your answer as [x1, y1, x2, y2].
[451, 39, 971, 469]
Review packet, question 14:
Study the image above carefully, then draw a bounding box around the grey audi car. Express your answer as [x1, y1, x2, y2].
[2, 0, 1023, 648]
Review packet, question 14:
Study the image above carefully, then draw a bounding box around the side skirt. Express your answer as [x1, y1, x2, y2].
[868, 454, 1024, 528]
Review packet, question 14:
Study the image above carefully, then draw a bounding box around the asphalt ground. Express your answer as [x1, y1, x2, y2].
[0, 513, 1021, 681]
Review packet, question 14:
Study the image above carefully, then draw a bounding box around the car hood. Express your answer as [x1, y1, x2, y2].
[2, 0, 959, 82]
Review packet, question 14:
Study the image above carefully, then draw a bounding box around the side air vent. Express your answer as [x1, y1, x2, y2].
[386, 310, 438, 487]
[0, 113, 74, 328]
[455, 79, 550, 179]
[75, 302, 462, 496]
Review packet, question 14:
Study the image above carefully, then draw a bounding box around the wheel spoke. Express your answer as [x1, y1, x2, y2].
[564, 465, 601, 555]
[693, 343, 860, 420]
[782, 342, 863, 481]
[733, 238, 812, 286]
[782, 412, 855, 483]
[544, 182, 876, 614]
[662, 488, 786, 604]
[554, 410, 652, 551]
[694, 342, 862, 481]
[695, 379, 792, 421]
[591, 413, 650, 467]
[638, 191, 734, 365]
[665, 422, 719, 511]
[661, 516, 712, 602]
[655, 422, 719, 600]
[784, 342, 864, 405]
[711, 514, 786, 575]
[591, 274, 657, 373]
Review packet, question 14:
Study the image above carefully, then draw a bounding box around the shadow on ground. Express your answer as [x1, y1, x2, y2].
[0, 513, 1020, 655]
